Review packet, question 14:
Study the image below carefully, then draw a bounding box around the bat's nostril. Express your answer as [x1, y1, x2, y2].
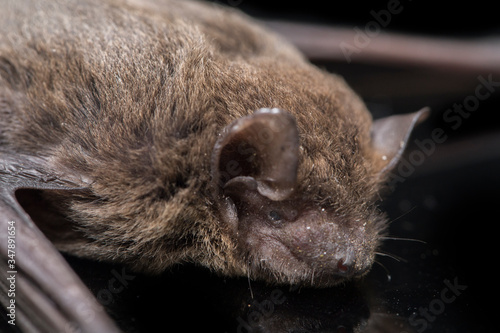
[337, 258, 351, 275]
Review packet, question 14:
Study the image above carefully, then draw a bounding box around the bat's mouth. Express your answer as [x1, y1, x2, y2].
[244, 232, 375, 287]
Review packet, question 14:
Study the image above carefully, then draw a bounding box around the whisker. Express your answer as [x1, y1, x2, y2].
[375, 251, 407, 263]
[387, 206, 417, 225]
[247, 262, 254, 299]
[374, 260, 392, 282]
[380, 236, 426, 244]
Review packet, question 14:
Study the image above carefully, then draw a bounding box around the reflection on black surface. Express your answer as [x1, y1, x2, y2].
[65, 255, 424, 333]
[65, 258, 366, 332]
[225, 279, 369, 333]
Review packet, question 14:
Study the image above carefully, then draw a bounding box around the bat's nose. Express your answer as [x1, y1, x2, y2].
[334, 257, 359, 277]
[336, 258, 351, 275]
[335, 255, 371, 278]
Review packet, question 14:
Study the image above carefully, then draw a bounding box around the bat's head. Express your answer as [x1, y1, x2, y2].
[211, 108, 428, 286]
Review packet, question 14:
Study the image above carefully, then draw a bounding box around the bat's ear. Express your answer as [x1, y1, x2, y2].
[371, 107, 430, 175]
[211, 108, 300, 201]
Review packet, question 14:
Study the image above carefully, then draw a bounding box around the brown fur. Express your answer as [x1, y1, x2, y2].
[1, 0, 389, 286]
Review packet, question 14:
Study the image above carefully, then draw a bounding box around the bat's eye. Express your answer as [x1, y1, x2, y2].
[268, 210, 282, 222]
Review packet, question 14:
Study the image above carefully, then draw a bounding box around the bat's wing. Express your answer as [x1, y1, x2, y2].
[0, 152, 120, 333]
[265, 20, 500, 73]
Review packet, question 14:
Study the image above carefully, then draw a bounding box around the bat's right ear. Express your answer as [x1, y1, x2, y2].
[210, 108, 300, 231]
[211, 108, 300, 202]
[370, 107, 430, 175]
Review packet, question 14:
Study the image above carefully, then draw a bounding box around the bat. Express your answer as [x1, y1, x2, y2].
[0, 0, 428, 331]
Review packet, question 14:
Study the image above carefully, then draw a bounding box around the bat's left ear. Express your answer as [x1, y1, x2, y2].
[371, 107, 430, 175]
